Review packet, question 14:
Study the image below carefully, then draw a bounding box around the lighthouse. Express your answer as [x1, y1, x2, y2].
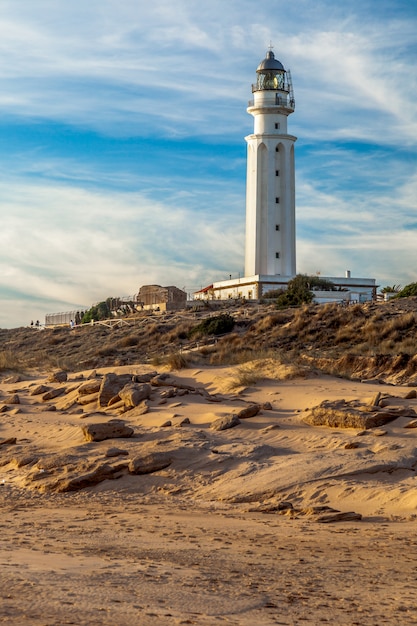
[244, 49, 296, 278]
[193, 50, 376, 304]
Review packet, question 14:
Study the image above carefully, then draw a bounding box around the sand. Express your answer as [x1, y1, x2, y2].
[1, 363, 417, 625]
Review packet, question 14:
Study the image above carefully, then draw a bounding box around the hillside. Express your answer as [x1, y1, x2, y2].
[1, 297, 417, 384]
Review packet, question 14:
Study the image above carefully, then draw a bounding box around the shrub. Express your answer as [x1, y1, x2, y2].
[275, 275, 336, 309]
[118, 335, 139, 348]
[395, 283, 417, 298]
[189, 313, 235, 338]
[82, 300, 111, 323]
[0, 350, 23, 372]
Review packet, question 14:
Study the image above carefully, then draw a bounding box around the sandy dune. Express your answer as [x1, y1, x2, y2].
[1, 363, 417, 624]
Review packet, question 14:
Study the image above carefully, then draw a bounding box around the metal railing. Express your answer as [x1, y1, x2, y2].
[248, 97, 295, 111]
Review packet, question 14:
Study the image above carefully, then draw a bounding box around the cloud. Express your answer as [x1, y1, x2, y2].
[0, 178, 244, 326]
[0, 0, 416, 326]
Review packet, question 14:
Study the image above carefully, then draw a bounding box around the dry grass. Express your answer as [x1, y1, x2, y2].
[2, 297, 417, 382]
[117, 334, 139, 348]
[151, 351, 191, 370]
[219, 356, 307, 392]
[0, 350, 24, 372]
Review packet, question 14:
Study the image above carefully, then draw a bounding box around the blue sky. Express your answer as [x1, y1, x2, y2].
[1, 0, 416, 327]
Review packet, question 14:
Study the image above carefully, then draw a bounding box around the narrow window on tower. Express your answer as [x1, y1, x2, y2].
[275, 224, 280, 231]
[275, 170, 280, 176]
[276, 252, 280, 259]
[275, 197, 280, 204]
[275, 123, 280, 129]
[275, 146, 279, 152]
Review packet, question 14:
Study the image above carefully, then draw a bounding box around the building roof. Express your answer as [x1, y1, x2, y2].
[256, 50, 285, 73]
[194, 284, 213, 294]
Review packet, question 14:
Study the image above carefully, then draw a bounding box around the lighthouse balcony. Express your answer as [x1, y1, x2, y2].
[248, 96, 295, 111]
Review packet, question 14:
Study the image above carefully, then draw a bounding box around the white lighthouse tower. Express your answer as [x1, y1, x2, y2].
[194, 50, 376, 304]
[244, 49, 296, 278]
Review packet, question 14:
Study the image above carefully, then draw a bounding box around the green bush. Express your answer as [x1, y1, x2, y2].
[189, 313, 235, 338]
[395, 283, 417, 298]
[81, 299, 112, 323]
[275, 275, 336, 309]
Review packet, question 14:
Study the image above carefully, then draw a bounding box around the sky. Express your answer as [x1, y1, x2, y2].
[0, 0, 416, 328]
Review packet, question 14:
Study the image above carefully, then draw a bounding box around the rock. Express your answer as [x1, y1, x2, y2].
[48, 371, 67, 383]
[160, 420, 172, 427]
[87, 369, 97, 379]
[97, 373, 132, 407]
[10, 408, 22, 415]
[119, 383, 152, 408]
[176, 417, 190, 427]
[151, 373, 176, 387]
[132, 372, 158, 383]
[176, 389, 189, 397]
[206, 395, 222, 403]
[0, 405, 8, 413]
[250, 500, 294, 513]
[5, 393, 20, 404]
[58, 397, 77, 411]
[303, 399, 403, 429]
[236, 404, 261, 419]
[160, 388, 176, 399]
[404, 419, 417, 429]
[42, 388, 66, 401]
[344, 441, 360, 449]
[262, 424, 280, 432]
[105, 447, 129, 458]
[11, 455, 37, 468]
[128, 452, 172, 475]
[57, 461, 129, 492]
[46, 405, 57, 412]
[378, 399, 391, 408]
[372, 429, 387, 436]
[404, 389, 417, 399]
[107, 394, 122, 406]
[77, 380, 102, 396]
[316, 511, 362, 523]
[30, 384, 50, 396]
[4, 374, 23, 384]
[0, 437, 17, 446]
[369, 392, 381, 407]
[77, 392, 99, 406]
[129, 400, 149, 416]
[211, 414, 241, 431]
[262, 401, 273, 410]
[81, 421, 134, 442]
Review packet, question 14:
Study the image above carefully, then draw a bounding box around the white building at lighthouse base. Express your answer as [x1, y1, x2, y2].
[194, 272, 377, 305]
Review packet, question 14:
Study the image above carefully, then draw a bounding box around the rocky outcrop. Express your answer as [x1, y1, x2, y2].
[211, 414, 241, 431]
[303, 399, 416, 429]
[5, 393, 20, 404]
[77, 380, 102, 396]
[81, 420, 134, 442]
[48, 371, 67, 383]
[235, 404, 261, 419]
[118, 383, 152, 408]
[42, 388, 66, 401]
[128, 452, 172, 475]
[97, 373, 133, 407]
[30, 384, 50, 396]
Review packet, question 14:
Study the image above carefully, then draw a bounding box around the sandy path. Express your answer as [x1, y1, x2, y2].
[1, 365, 417, 624]
[1, 487, 417, 626]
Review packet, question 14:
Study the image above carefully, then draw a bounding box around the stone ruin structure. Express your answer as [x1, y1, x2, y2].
[136, 285, 187, 312]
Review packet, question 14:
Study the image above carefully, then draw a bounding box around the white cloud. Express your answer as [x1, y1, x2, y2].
[0, 0, 416, 326]
[0, 178, 244, 326]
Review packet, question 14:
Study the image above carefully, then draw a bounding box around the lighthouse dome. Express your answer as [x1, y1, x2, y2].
[256, 50, 285, 73]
